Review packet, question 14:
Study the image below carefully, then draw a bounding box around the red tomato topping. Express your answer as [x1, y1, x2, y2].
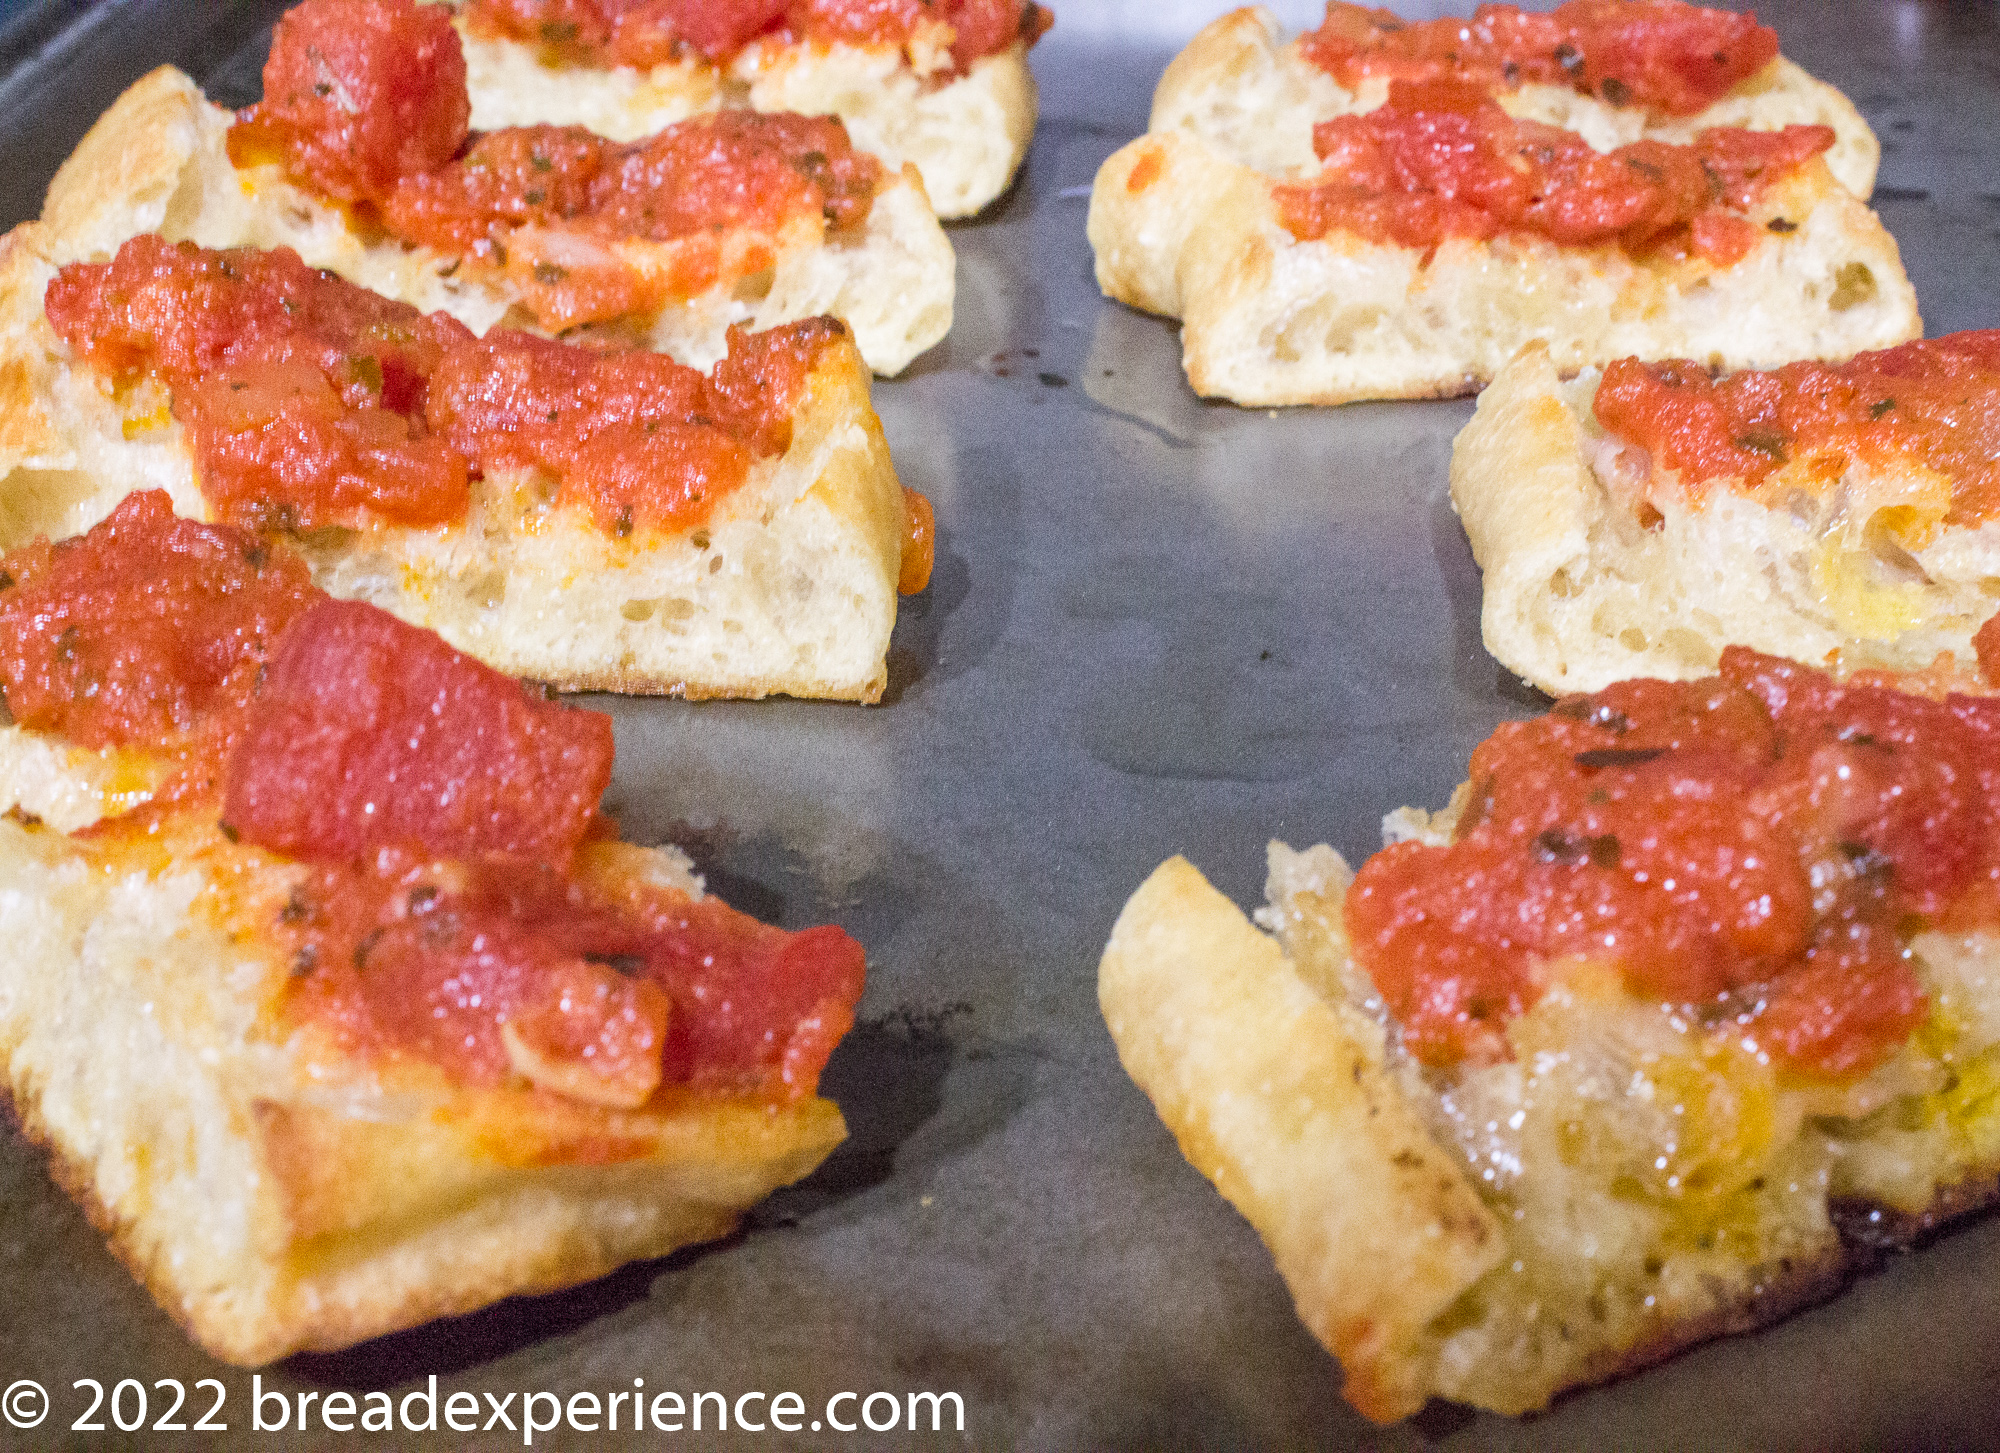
[229, 0, 885, 327]
[1594, 333, 2000, 525]
[1302, 0, 1780, 117]
[230, 0, 469, 205]
[1344, 648, 1990, 1081]
[462, 0, 1051, 70]
[224, 597, 613, 865]
[381, 111, 880, 330]
[46, 237, 473, 530]
[1976, 611, 2000, 688]
[1275, 77, 1829, 259]
[0, 491, 313, 757]
[46, 238, 839, 537]
[7, 496, 864, 1101]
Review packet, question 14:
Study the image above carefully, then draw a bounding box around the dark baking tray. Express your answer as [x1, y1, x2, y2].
[0, 2, 1996, 1448]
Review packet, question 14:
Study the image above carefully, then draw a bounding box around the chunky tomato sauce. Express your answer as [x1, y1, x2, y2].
[231, 0, 883, 328]
[1594, 333, 2000, 527]
[4, 495, 865, 1102]
[1342, 648, 2000, 1081]
[464, 0, 1052, 73]
[1275, 77, 1828, 261]
[46, 237, 837, 535]
[1302, 0, 1779, 117]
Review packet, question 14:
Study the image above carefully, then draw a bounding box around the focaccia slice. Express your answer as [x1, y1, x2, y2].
[0, 227, 924, 702]
[1088, 7, 1916, 407]
[446, 0, 1049, 220]
[1452, 334, 2000, 697]
[45, 23, 953, 376]
[1103, 650, 2000, 1419]
[1146, 5, 1878, 200]
[0, 495, 865, 1363]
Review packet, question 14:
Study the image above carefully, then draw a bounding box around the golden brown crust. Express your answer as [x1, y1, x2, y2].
[0, 815, 847, 1365]
[1099, 856, 1505, 1421]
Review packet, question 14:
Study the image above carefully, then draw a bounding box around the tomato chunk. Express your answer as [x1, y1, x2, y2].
[0, 491, 313, 753]
[1276, 78, 1830, 260]
[231, 0, 468, 205]
[1347, 649, 1986, 1080]
[1302, 0, 1779, 117]
[224, 597, 614, 865]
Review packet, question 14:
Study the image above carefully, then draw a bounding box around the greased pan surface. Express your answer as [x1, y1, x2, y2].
[0, 3, 1996, 1447]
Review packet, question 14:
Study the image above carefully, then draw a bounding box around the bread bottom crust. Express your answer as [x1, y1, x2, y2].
[1100, 844, 2000, 1421]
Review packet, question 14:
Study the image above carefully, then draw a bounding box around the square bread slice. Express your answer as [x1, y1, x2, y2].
[0, 810, 846, 1365]
[42, 65, 954, 377]
[1087, 8, 1918, 407]
[1451, 338, 2000, 697]
[0, 223, 914, 702]
[0, 504, 863, 1364]
[1102, 831, 2000, 1420]
[447, 10, 1042, 221]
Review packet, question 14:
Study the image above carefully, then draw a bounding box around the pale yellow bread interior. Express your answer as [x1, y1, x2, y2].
[1101, 836, 2000, 1419]
[447, 14, 1039, 221]
[1451, 340, 2000, 697]
[42, 65, 954, 377]
[0, 810, 846, 1365]
[0, 220, 909, 702]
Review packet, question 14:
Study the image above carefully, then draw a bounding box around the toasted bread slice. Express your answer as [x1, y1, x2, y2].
[43, 66, 953, 377]
[1452, 340, 2000, 696]
[1088, 124, 1919, 407]
[1103, 833, 2000, 1420]
[0, 223, 910, 702]
[448, 16, 1038, 221]
[0, 812, 845, 1364]
[1147, 8, 1878, 200]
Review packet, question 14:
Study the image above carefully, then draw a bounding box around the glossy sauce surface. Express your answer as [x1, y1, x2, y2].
[1344, 649, 1998, 1081]
[1275, 77, 1829, 261]
[1594, 333, 2000, 526]
[464, 0, 1052, 72]
[46, 238, 836, 535]
[3, 496, 865, 1102]
[1301, 0, 1779, 117]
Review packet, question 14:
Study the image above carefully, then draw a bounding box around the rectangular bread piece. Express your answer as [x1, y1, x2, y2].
[1088, 6, 1917, 406]
[43, 63, 954, 377]
[0, 224, 915, 701]
[0, 502, 864, 1363]
[1452, 336, 2000, 696]
[1103, 647, 2000, 1419]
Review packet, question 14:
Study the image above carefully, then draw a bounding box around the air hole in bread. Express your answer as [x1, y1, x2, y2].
[1661, 626, 1719, 666]
[1980, 578, 2000, 598]
[1618, 626, 1649, 652]
[464, 568, 507, 608]
[659, 598, 696, 623]
[1830, 262, 1877, 311]
[732, 266, 776, 303]
[0, 469, 109, 548]
[620, 598, 655, 622]
[709, 554, 724, 574]
[1549, 568, 1579, 598]
[1266, 300, 1387, 364]
[1863, 508, 1935, 585]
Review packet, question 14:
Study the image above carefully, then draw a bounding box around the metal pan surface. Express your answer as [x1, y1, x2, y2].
[0, 2, 1994, 1447]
